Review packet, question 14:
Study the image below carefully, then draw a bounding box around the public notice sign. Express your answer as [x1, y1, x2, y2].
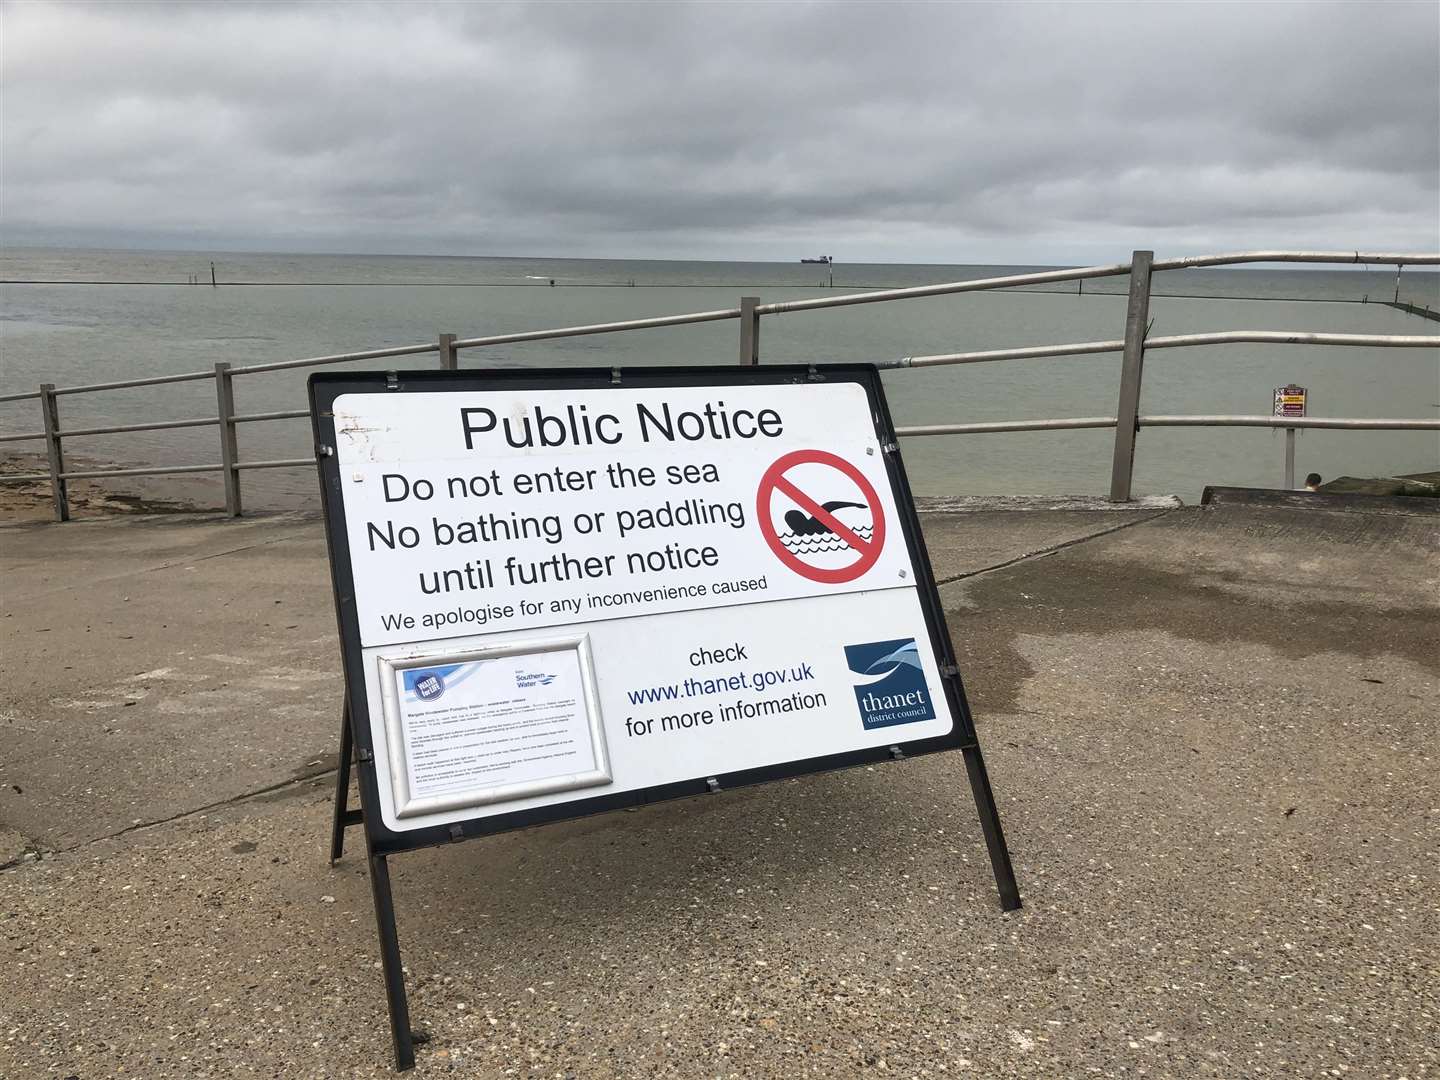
[311, 365, 1018, 1070]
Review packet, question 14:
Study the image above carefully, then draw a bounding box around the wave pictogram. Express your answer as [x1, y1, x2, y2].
[779, 524, 875, 553]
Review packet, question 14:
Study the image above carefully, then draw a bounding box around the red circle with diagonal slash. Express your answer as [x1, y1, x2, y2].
[756, 449, 886, 583]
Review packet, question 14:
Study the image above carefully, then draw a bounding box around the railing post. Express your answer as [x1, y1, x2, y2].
[739, 297, 760, 366]
[39, 382, 69, 522]
[214, 362, 242, 517]
[1108, 250, 1154, 502]
[438, 332, 457, 370]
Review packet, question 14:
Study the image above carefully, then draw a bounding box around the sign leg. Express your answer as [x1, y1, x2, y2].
[329, 701, 355, 866]
[368, 853, 416, 1071]
[962, 744, 1022, 911]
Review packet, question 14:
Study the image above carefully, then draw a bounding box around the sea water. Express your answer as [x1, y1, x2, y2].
[1, 248, 1436, 503]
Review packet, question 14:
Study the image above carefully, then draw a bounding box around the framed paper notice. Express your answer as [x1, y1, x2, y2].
[376, 635, 611, 818]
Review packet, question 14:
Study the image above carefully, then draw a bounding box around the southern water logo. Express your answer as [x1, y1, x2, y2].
[843, 639, 935, 730]
[515, 671, 558, 689]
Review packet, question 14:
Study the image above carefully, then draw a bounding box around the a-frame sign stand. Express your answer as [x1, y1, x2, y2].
[329, 699, 416, 1070]
[313, 365, 1021, 1072]
[328, 699, 1018, 1071]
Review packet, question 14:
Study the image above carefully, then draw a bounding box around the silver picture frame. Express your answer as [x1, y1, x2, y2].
[376, 634, 611, 819]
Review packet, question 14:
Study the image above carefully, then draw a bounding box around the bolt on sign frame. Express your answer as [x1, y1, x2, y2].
[311, 364, 1020, 1071]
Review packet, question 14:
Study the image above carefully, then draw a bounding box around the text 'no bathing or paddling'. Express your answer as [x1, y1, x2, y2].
[757, 448, 886, 584]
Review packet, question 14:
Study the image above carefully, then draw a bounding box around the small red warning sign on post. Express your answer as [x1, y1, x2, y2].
[1273, 384, 1308, 418]
[756, 449, 886, 583]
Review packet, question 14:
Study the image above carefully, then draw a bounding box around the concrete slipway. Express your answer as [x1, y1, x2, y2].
[1, 501, 1436, 1078]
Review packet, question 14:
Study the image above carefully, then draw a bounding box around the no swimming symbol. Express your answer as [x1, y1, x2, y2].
[756, 449, 886, 584]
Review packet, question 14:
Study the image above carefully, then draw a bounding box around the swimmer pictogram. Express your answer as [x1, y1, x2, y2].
[756, 449, 886, 584]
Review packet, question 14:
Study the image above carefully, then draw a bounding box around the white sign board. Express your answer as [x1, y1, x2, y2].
[327, 378, 961, 833]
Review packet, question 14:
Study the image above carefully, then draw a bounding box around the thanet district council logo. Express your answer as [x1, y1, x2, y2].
[843, 639, 936, 730]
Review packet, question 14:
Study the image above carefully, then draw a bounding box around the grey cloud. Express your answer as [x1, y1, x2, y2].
[1, 0, 1436, 262]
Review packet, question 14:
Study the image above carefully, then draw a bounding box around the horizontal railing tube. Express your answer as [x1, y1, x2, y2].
[1144, 331, 1440, 350]
[1139, 415, 1440, 430]
[231, 409, 311, 424]
[898, 340, 1126, 367]
[52, 369, 216, 395]
[232, 458, 314, 470]
[755, 263, 1134, 317]
[0, 472, 52, 482]
[894, 330, 1440, 370]
[229, 342, 440, 376]
[59, 463, 224, 479]
[0, 390, 42, 403]
[453, 308, 741, 350]
[58, 416, 219, 438]
[0, 431, 46, 443]
[1150, 251, 1440, 272]
[897, 417, 1118, 436]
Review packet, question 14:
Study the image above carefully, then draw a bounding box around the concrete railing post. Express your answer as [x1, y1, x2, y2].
[39, 382, 69, 522]
[214, 363, 242, 517]
[739, 297, 760, 366]
[438, 332, 457, 370]
[1108, 250, 1154, 502]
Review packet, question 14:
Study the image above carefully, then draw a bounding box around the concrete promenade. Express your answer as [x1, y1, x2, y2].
[2, 502, 1436, 1078]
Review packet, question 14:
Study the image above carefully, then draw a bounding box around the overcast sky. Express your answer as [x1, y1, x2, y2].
[3, 0, 1438, 264]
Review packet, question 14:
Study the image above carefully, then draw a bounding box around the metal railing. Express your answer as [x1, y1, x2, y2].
[1, 249, 1436, 521]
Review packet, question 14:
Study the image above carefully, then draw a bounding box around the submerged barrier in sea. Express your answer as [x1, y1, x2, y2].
[1, 248, 1437, 522]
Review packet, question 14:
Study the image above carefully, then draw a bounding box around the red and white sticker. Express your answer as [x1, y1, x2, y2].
[756, 449, 886, 584]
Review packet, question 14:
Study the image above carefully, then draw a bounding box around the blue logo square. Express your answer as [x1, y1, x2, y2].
[843, 638, 936, 730]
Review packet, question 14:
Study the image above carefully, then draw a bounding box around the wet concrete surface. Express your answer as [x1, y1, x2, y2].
[951, 506, 1439, 715]
[2, 504, 1436, 1078]
[914, 506, 1174, 584]
[2, 513, 339, 849]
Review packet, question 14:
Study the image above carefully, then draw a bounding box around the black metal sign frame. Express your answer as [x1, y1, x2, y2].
[310, 364, 1020, 1071]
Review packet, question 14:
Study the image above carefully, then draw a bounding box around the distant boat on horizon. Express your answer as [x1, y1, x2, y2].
[800, 255, 833, 264]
